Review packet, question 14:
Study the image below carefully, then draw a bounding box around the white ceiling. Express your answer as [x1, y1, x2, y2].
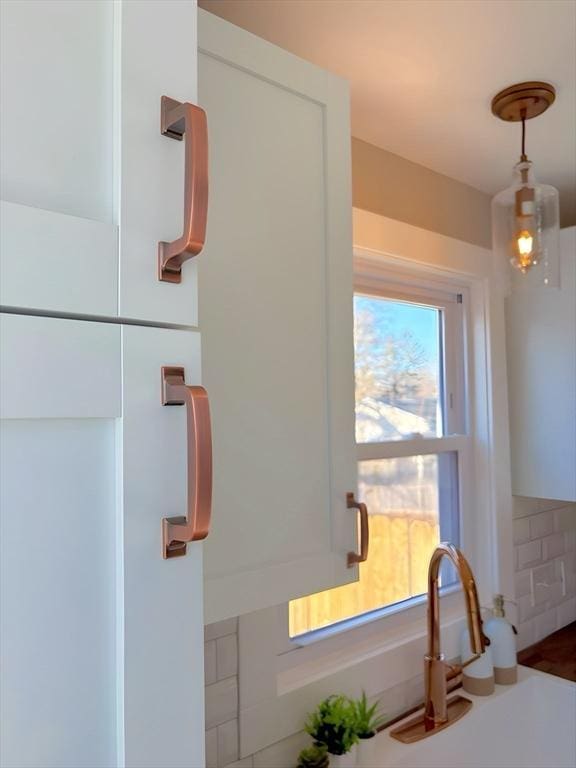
[199, 0, 576, 225]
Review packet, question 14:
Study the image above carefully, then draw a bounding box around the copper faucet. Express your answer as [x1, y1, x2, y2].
[390, 543, 486, 743]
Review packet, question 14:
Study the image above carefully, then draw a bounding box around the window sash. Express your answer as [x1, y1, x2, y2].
[288, 275, 471, 638]
[289, 443, 467, 640]
[356, 434, 468, 461]
[354, 281, 467, 440]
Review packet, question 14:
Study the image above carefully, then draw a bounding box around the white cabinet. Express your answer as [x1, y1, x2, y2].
[506, 227, 576, 501]
[0, 0, 200, 325]
[1, 3, 207, 766]
[198, 11, 357, 623]
[0, 315, 205, 768]
[1, 5, 359, 765]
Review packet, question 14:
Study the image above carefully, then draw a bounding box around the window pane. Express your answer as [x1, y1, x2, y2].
[289, 453, 459, 638]
[354, 295, 443, 443]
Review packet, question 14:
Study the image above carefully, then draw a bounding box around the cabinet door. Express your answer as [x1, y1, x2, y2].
[506, 227, 576, 501]
[0, 315, 205, 768]
[198, 11, 357, 623]
[0, 0, 200, 325]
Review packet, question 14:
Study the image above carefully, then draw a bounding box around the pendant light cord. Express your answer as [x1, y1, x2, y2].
[520, 109, 527, 162]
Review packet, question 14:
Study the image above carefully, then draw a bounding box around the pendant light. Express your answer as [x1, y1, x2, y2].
[491, 82, 560, 292]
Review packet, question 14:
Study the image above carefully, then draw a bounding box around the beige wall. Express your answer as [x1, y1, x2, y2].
[352, 138, 492, 248]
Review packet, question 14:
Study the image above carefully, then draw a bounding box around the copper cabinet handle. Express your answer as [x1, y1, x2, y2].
[347, 492, 369, 567]
[158, 96, 208, 283]
[161, 367, 212, 558]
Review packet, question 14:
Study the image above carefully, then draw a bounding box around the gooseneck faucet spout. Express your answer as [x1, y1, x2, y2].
[424, 543, 485, 729]
[391, 543, 487, 743]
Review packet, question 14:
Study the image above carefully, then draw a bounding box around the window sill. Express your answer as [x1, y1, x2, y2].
[239, 591, 469, 757]
[289, 583, 460, 647]
[277, 587, 463, 695]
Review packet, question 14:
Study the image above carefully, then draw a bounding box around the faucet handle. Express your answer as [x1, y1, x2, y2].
[445, 662, 463, 681]
[459, 653, 482, 672]
[446, 652, 482, 682]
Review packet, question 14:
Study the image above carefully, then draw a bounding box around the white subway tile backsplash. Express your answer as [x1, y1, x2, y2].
[206, 728, 218, 768]
[513, 498, 576, 638]
[529, 511, 555, 540]
[253, 731, 310, 768]
[556, 550, 576, 578]
[377, 681, 409, 724]
[518, 593, 546, 623]
[404, 674, 425, 710]
[557, 597, 576, 627]
[530, 563, 556, 606]
[516, 620, 535, 652]
[205, 678, 239, 730]
[205, 618, 239, 642]
[534, 608, 558, 643]
[205, 640, 217, 686]
[514, 569, 531, 599]
[542, 532, 565, 561]
[537, 499, 566, 513]
[513, 517, 531, 544]
[546, 580, 567, 607]
[513, 497, 540, 519]
[217, 633, 238, 681]
[218, 718, 239, 767]
[555, 506, 576, 533]
[517, 539, 542, 569]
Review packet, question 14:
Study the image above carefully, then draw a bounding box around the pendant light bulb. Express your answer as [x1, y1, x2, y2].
[516, 232, 534, 261]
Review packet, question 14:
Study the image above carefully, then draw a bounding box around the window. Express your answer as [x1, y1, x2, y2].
[289, 281, 468, 638]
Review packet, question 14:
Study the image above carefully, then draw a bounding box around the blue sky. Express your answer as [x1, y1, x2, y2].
[354, 294, 440, 367]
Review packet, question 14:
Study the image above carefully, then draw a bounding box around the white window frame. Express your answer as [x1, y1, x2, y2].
[289, 274, 469, 639]
[237, 212, 515, 760]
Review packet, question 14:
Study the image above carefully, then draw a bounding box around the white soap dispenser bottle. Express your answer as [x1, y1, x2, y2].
[460, 623, 495, 695]
[483, 594, 517, 684]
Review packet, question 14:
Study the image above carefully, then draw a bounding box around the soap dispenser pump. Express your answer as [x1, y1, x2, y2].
[483, 594, 517, 684]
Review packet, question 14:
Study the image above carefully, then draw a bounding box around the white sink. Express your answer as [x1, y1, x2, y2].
[363, 667, 576, 768]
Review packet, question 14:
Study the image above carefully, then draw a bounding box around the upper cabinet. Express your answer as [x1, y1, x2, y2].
[197, 10, 357, 623]
[0, 0, 200, 325]
[506, 226, 576, 502]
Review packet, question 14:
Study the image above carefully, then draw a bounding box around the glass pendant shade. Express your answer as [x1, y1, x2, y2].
[492, 160, 560, 292]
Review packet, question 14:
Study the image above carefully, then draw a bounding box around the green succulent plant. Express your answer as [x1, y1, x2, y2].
[354, 691, 386, 738]
[304, 695, 359, 756]
[295, 743, 329, 768]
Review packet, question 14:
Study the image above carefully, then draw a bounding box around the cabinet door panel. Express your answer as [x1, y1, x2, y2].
[0, 313, 121, 418]
[198, 10, 356, 623]
[0, 0, 199, 325]
[0, 315, 120, 768]
[0, 0, 114, 223]
[117, 0, 199, 324]
[120, 324, 205, 768]
[0, 316, 204, 768]
[1, 419, 118, 768]
[0, 202, 118, 317]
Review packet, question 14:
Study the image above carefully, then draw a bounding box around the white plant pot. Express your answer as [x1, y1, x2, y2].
[328, 744, 357, 768]
[356, 735, 378, 767]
